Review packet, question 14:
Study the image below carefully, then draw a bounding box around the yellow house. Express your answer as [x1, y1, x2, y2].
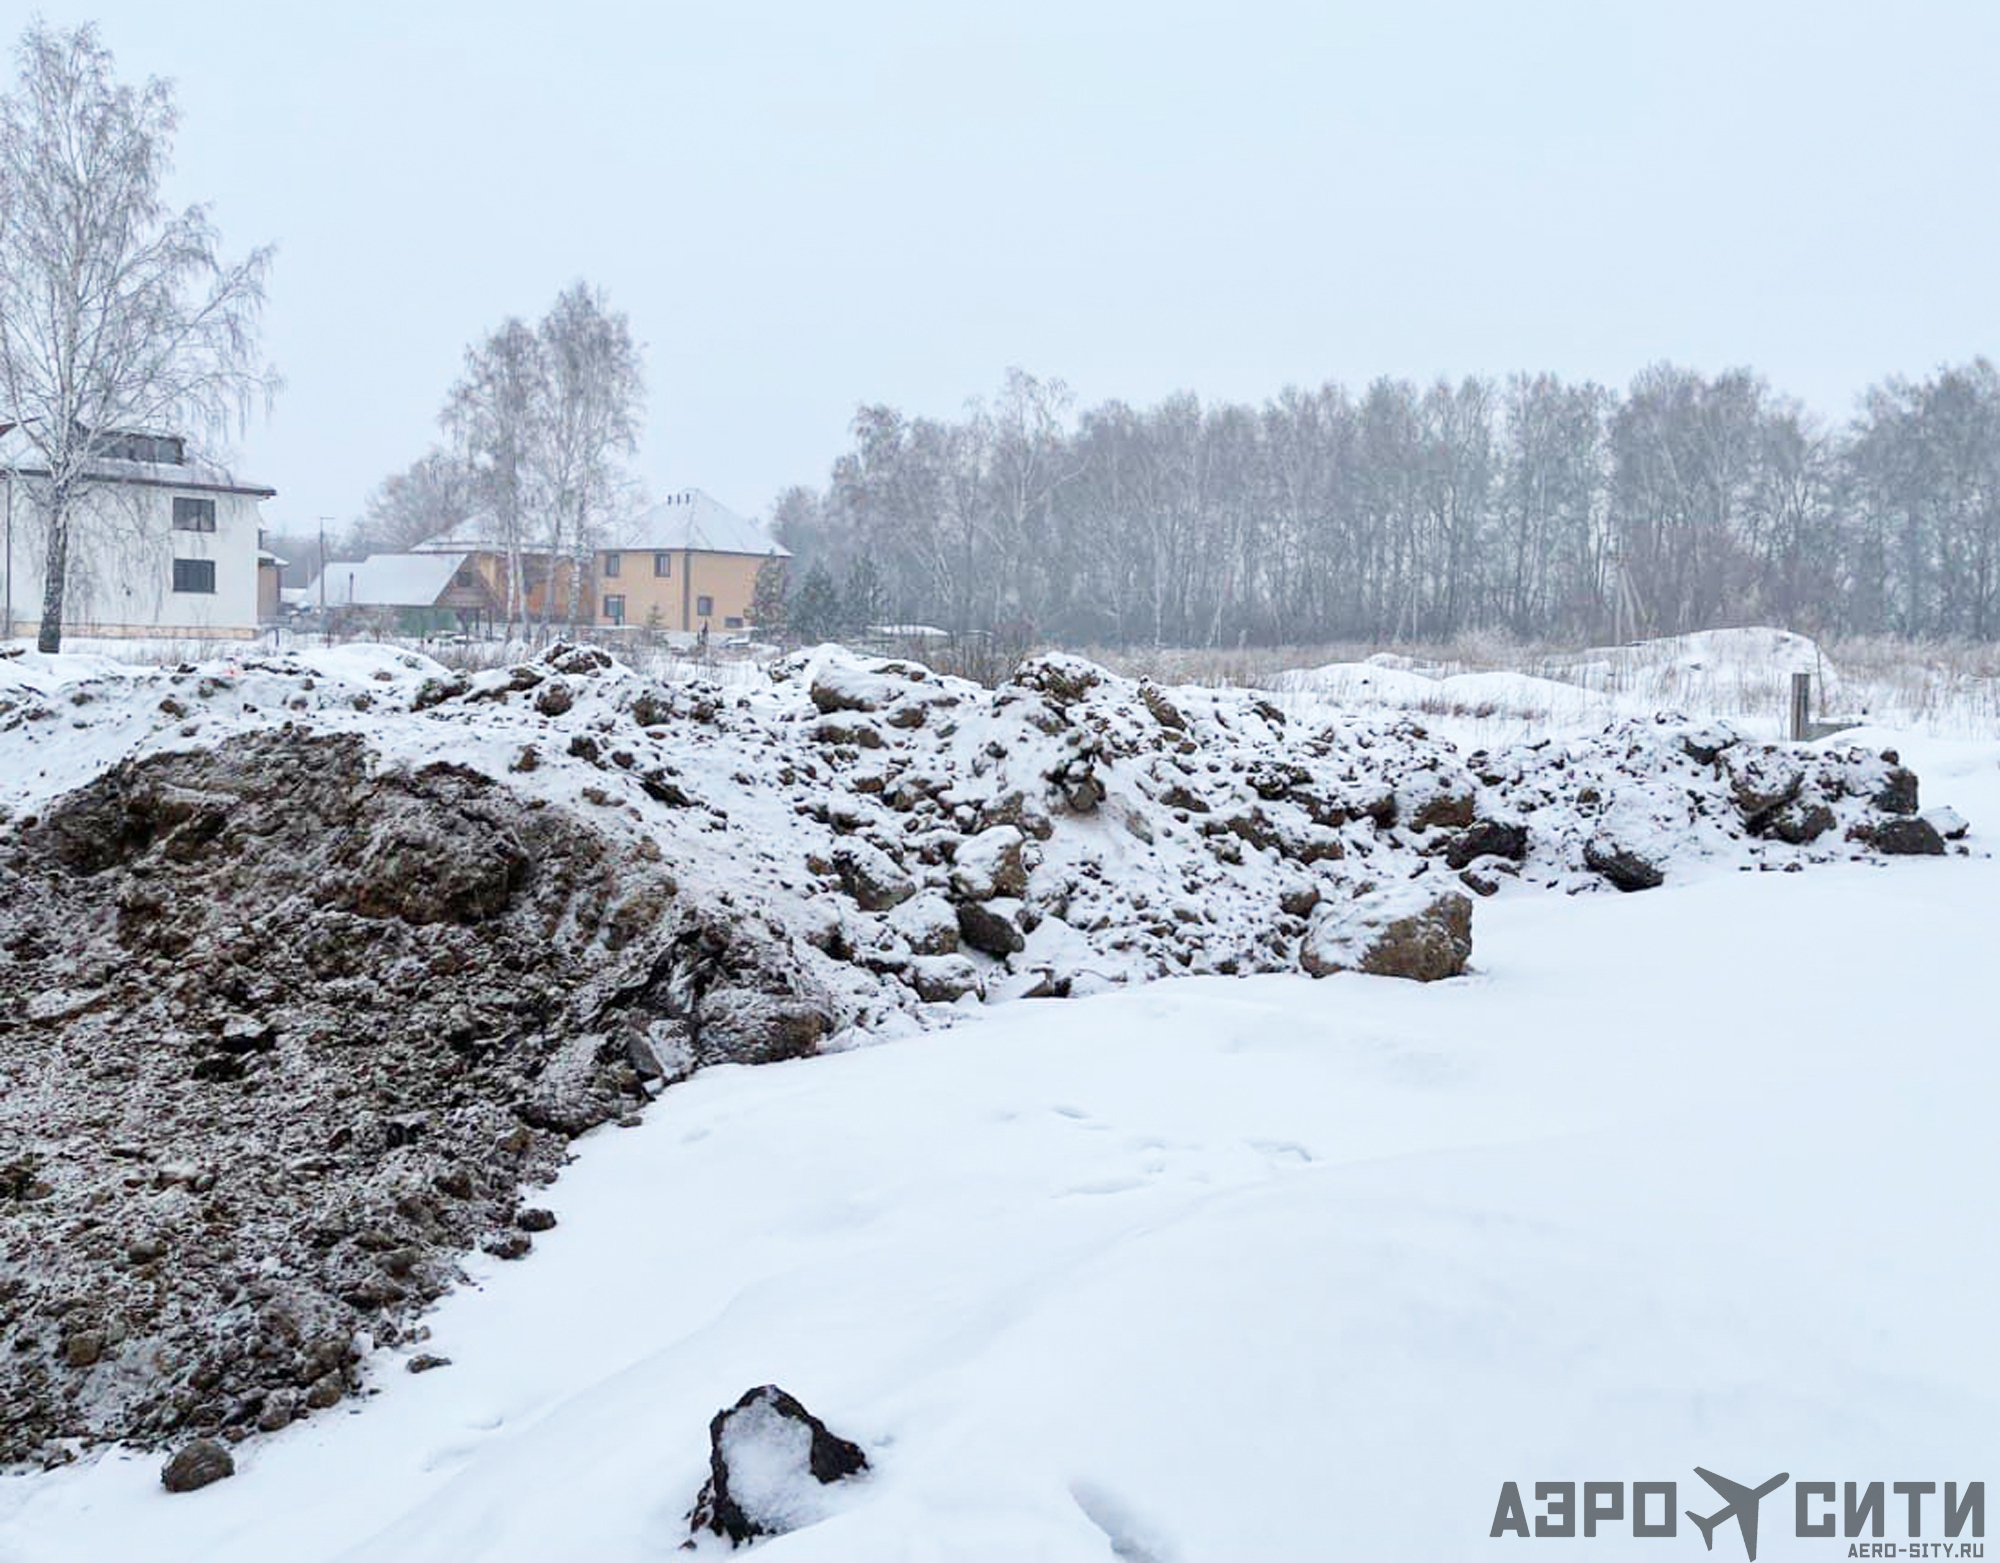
[592, 489, 786, 636]
[411, 489, 786, 637]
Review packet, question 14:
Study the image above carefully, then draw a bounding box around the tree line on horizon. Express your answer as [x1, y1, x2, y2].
[768, 361, 2000, 648]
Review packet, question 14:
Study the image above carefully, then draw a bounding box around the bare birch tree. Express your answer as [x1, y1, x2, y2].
[353, 448, 475, 552]
[0, 21, 275, 651]
[433, 287, 640, 639]
[535, 283, 643, 630]
[443, 319, 540, 638]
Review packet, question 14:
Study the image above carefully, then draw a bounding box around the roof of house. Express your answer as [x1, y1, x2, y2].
[601, 490, 790, 557]
[0, 421, 276, 498]
[301, 553, 471, 608]
[412, 488, 789, 559]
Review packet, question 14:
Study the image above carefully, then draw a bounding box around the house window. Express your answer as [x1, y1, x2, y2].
[696, 594, 714, 617]
[604, 553, 622, 578]
[172, 558, 216, 594]
[602, 594, 625, 625]
[105, 431, 185, 465]
[172, 496, 216, 532]
[724, 616, 743, 629]
[653, 553, 672, 577]
[454, 567, 475, 587]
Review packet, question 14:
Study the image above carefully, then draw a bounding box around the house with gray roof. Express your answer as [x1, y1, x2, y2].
[300, 551, 497, 635]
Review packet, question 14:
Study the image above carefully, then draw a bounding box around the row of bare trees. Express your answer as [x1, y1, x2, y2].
[775, 362, 2000, 646]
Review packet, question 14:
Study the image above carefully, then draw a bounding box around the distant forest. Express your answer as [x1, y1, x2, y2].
[770, 361, 2000, 646]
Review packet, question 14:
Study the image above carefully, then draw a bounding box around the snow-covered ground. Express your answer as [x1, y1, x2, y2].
[0, 737, 1992, 1559]
[2, 631, 1996, 1559]
[1275, 626, 2000, 746]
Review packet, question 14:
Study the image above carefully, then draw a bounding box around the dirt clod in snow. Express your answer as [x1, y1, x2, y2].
[159, 1438, 233, 1493]
[686, 1385, 869, 1546]
[1868, 815, 1947, 855]
[1301, 885, 1474, 982]
[1584, 835, 1667, 892]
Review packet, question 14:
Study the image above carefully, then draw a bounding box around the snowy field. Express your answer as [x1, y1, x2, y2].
[1, 630, 1996, 1559]
[1267, 627, 2000, 746]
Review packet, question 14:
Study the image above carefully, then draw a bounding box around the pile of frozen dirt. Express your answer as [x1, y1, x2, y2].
[0, 639, 1972, 1467]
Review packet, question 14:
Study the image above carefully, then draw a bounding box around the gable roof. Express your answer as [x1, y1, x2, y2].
[302, 552, 472, 608]
[602, 490, 789, 556]
[0, 420, 276, 498]
[412, 488, 788, 559]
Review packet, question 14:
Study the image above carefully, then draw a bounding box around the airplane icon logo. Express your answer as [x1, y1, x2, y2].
[1685, 1468, 1790, 1560]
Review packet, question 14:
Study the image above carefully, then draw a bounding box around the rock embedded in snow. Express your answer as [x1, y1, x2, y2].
[957, 898, 1027, 957]
[1870, 816, 1946, 856]
[830, 839, 915, 911]
[1875, 763, 1920, 815]
[948, 824, 1028, 901]
[1584, 835, 1666, 892]
[1922, 805, 1969, 841]
[1723, 747, 1804, 823]
[686, 1385, 869, 1545]
[1138, 680, 1186, 730]
[1012, 653, 1104, 705]
[160, 1439, 234, 1494]
[1300, 884, 1473, 983]
[885, 891, 960, 955]
[1762, 799, 1836, 845]
[908, 953, 982, 1003]
[808, 659, 902, 714]
[1443, 819, 1528, 868]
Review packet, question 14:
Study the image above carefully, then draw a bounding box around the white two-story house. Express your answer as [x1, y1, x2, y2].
[1, 424, 276, 642]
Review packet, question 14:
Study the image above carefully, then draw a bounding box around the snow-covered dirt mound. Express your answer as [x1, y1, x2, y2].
[0, 639, 1971, 1466]
[2, 639, 1965, 1016]
[0, 732, 695, 1465]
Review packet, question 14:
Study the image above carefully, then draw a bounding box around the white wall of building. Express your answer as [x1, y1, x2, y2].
[1, 479, 267, 640]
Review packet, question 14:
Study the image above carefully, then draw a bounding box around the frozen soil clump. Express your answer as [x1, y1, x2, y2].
[0, 730, 815, 1467]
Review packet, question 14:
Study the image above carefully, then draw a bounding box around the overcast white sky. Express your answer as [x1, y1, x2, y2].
[34, 0, 2000, 531]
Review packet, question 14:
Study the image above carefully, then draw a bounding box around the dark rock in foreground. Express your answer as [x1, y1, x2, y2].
[161, 1438, 234, 1492]
[1870, 816, 1946, 856]
[1301, 886, 1473, 982]
[687, 1385, 869, 1545]
[1584, 836, 1666, 892]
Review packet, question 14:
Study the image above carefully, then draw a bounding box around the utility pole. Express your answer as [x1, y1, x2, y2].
[3, 471, 13, 643]
[318, 516, 333, 645]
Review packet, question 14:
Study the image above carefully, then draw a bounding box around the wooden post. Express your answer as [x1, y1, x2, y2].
[1789, 670, 1812, 741]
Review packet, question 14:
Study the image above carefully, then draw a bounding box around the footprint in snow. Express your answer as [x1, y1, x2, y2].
[1058, 1175, 1149, 1198]
[1070, 1479, 1179, 1562]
